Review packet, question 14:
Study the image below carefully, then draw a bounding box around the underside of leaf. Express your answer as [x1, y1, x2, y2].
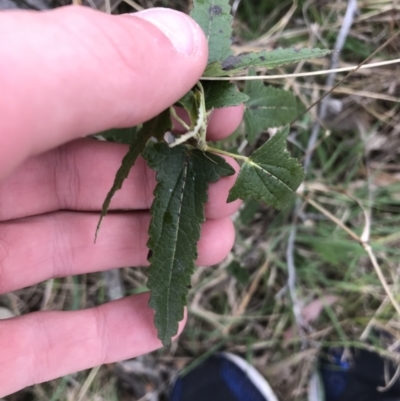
[143, 143, 235, 346]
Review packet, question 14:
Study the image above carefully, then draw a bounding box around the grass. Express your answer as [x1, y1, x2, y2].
[3, 0, 400, 400]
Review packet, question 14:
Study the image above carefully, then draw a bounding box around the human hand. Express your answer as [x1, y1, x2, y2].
[0, 6, 243, 396]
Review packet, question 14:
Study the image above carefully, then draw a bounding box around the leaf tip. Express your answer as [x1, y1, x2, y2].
[226, 192, 238, 203]
[160, 337, 172, 348]
[94, 218, 103, 243]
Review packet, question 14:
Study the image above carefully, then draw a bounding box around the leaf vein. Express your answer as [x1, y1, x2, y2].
[248, 160, 294, 193]
[252, 165, 281, 204]
[164, 158, 189, 330]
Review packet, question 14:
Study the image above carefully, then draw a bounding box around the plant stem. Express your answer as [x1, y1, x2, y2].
[196, 81, 208, 144]
[170, 107, 191, 131]
[203, 145, 248, 162]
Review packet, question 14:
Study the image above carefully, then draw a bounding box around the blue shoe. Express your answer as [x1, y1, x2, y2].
[309, 347, 400, 401]
[170, 352, 280, 401]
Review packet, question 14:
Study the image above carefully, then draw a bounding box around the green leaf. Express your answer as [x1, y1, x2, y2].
[203, 48, 330, 77]
[97, 126, 138, 144]
[203, 81, 249, 109]
[143, 143, 235, 346]
[228, 126, 304, 209]
[95, 110, 172, 239]
[204, 61, 228, 77]
[224, 48, 331, 72]
[190, 0, 233, 64]
[244, 80, 298, 143]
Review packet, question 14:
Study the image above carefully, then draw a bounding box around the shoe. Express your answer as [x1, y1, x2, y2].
[170, 352, 280, 401]
[309, 347, 400, 401]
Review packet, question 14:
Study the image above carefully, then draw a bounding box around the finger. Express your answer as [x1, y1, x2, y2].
[206, 155, 242, 218]
[0, 212, 235, 293]
[0, 7, 208, 179]
[207, 104, 245, 141]
[0, 139, 241, 221]
[0, 292, 184, 396]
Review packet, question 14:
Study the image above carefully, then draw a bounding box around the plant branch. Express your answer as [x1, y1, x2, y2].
[204, 145, 248, 162]
[169, 82, 207, 148]
[170, 107, 190, 131]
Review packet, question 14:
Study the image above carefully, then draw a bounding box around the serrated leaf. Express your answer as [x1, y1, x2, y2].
[224, 48, 331, 72]
[97, 126, 138, 144]
[203, 81, 249, 109]
[143, 143, 235, 346]
[95, 110, 172, 239]
[228, 126, 304, 209]
[203, 48, 330, 77]
[204, 61, 228, 77]
[190, 0, 233, 64]
[244, 80, 298, 143]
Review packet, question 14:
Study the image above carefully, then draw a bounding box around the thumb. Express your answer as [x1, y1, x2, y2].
[0, 6, 208, 178]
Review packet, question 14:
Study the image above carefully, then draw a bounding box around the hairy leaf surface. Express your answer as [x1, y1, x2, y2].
[95, 111, 171, 239]
[244, 80, 298, 143]
[143, 143, 235, 346]
[203, 81, 249, 109]
[228, 126, 304, 209]
[204, 48, 330, 77]
[190, 0, 233, 64]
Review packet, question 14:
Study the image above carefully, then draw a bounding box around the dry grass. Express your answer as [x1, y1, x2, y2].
[3, 0, 400, 400]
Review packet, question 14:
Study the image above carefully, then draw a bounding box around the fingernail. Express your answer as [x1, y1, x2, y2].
[134, 8, 201, 57]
